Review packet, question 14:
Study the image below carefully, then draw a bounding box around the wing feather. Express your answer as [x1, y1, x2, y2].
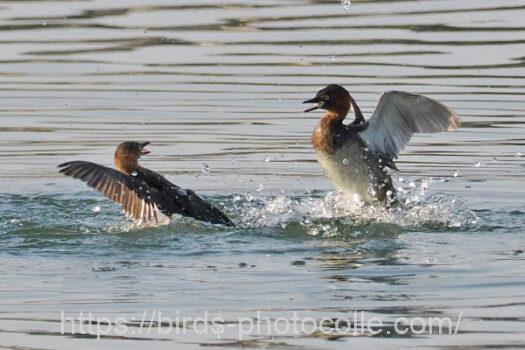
[360, 91, 460, 160]
[136, 167, 235, 226]
[58, 161, 164, 225]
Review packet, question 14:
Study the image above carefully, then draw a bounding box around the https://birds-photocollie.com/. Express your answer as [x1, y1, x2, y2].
[304, 84, 460, 204]
[58, 141, 234, 227]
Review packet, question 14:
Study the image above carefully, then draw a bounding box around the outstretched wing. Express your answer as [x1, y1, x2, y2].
[360, 91, 460, 160]
[58, 161, 167, 225]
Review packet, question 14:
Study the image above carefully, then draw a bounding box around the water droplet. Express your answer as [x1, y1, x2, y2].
[131, 171, 138, 176]
[516, 152, 523, 157]
[342, 158, 349, 165]
[409, 182, 416, 188]
[474, 162, 482, 168]
[265, 156, 271, 162]
[201, 163, 210, 175]
[329, 55, 336, 61]
[92, 206, 101, 213]
[256, 184, 264, 192]
[341, 0, 352, 10]
[453, 171, 460, 177]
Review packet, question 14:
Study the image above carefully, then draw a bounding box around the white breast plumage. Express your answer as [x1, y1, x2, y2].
[315, 139, 393, 204]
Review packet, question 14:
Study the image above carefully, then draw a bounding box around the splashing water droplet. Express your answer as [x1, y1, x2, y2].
[201, 163, 210, 175]
[516, 152, 523, 157]
[92, 206, 101, 213]
[131, 171, 138, 176]
[256, 184, 264, 192]
[474, 162, 482, 168]
[265, 156, 271, 162]
[453, 171, 460, 177]
[341, 0, 352, 10]
[228, 177, 477, 232]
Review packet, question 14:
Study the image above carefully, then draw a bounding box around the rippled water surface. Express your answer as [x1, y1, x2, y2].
[1, 0, 524, 349]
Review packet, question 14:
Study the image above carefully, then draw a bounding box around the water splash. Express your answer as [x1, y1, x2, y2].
[0, 177, 479, 241]
[201, 163, 210, 175]
[230, 177, 478, 236]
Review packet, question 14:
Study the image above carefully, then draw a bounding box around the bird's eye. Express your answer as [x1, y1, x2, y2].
[323, 95, 330, 101]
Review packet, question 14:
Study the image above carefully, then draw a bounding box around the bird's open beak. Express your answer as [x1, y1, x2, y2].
[303, 97, 323, 113]
[140, 142, 151, 155]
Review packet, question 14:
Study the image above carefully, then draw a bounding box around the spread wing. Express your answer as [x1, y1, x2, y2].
[58, 161, 166, 225]
[360, 91, 460, 160]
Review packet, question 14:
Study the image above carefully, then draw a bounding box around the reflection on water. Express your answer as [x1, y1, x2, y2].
[0, 0, 524, 349]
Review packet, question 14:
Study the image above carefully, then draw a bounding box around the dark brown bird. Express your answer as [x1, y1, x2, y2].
[58, 142, 234, 226]
[304, 84, 460, 204]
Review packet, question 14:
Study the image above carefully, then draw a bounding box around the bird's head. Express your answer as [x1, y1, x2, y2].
[114, 141, 150, 172]
[303, 84, 351, 116]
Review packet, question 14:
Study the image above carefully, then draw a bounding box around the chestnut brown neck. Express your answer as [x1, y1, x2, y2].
[324, 99, 351, 123]
[114, 152, 140, 174]
[322, 95, 365, 126]
[322, 110, 346, 124]
[312, 96, 364, 154]
[312, 117, 348, 154]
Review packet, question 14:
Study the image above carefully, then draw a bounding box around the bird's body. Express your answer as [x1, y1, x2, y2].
[312, 119, 394, 203]
[58, 142, 234, 226]
[304, 85, 460, 204]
